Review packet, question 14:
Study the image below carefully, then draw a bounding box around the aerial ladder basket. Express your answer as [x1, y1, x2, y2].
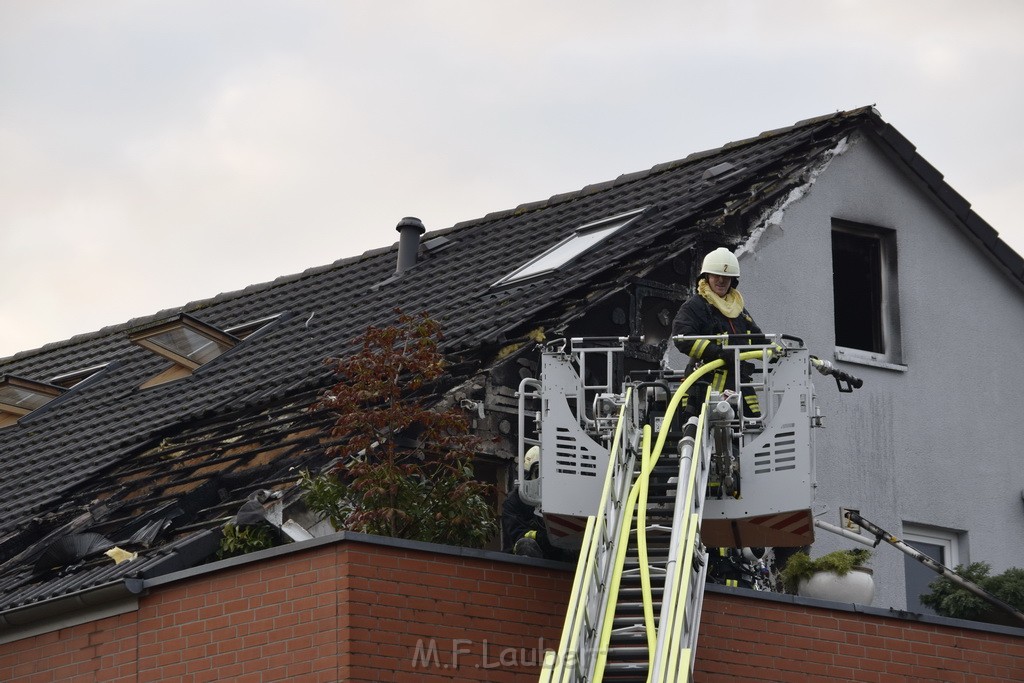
[520, 336, 824, 552]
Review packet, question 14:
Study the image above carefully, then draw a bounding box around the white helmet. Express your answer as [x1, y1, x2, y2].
[524, 446, 540, 473]
[700, 247, 740, 278]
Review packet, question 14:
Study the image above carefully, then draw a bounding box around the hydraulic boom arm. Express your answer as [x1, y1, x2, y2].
[845, 511, 1024, 626]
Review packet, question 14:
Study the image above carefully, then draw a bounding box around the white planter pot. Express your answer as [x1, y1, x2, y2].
[798, 567, 875, 605]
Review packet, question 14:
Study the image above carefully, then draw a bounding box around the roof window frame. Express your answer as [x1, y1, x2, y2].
[224, 314, 282, 340]
[0, 375, 65, 427]
[492, 208, 645, 287]
[48, 363, 110, 389]
[129, 313, 240, 388]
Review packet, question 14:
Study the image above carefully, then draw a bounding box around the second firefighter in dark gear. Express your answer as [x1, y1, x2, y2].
[671, 247, 764, 419]
[501, 446, 564, 560]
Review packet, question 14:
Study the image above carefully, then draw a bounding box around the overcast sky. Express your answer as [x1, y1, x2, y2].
[2, 1, 1022, 357]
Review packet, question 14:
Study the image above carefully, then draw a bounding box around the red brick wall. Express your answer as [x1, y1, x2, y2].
[0, 611, 138, 683]
[0, 538, 571, 683]
[337, 543, 570, 681]
[698, 591, 1024, 683]
[1, 537, 1022, 682]
[134, 549, 340, 682]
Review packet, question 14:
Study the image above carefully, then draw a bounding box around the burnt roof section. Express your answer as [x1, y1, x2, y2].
[1, 106, 1021, 616]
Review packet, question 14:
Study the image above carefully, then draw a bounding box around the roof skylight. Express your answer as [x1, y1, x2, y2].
[493, 209, 644, 286]
[129, 314, 239, 388]
[0, 375, 65, 427]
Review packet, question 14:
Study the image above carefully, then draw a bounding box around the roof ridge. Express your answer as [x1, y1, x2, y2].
[450, 106, 878, 231]
[0, 244, 403, 363]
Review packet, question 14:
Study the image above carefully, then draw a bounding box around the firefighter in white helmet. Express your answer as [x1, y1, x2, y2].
[671, 247, 764, 418]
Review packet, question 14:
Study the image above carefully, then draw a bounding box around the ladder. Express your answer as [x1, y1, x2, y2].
[540, 355, 748, 682]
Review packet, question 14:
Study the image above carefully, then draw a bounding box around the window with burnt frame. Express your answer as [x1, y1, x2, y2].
[831, 221, 903, 368]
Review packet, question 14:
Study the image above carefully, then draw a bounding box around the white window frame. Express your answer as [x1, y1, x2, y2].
[48, 364, 109, 389]
[903, 526, 960, 568]
[902, 524, 961, 613]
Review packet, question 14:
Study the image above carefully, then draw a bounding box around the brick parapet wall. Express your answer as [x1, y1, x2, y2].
[1, 534, 1021, 682]
[0, 610, 138, 683]
[699, 590, 1024, 682]
[337, 543, 570, 681]
[134, 549, 340, 682]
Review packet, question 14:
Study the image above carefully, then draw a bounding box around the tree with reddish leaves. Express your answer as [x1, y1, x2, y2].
[300, 311, 496, 548]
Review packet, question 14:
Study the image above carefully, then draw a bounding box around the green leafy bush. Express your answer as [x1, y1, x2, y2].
[919, 562, 1024, 624]
[216, 522, 277, 560]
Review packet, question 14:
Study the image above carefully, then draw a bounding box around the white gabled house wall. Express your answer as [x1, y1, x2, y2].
[738, 130, 1024, 611]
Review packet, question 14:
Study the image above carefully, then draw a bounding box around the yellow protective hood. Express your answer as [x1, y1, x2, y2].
[698, 278, 745, 319]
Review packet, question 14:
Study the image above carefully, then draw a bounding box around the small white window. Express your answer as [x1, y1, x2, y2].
[902, 524, 960, 614]
[493, 209, 643, 286]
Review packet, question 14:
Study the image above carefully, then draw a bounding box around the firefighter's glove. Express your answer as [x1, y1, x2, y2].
[704, 344, 736, 369]
[513, 536, 544, 558]
[524, 530, 538, 540]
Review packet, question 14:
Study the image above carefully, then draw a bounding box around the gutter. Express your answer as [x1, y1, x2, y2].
[0, 578, 145, 645]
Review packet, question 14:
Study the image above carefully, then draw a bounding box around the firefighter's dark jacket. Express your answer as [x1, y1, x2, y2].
[501, 487, 564, 559]
[501, 487, 541, 548]
[671, 288, 763, 361]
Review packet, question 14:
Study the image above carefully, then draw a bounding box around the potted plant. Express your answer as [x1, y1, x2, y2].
[779, 547, 874, 604]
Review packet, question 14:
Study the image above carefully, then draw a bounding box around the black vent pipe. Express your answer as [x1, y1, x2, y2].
[395, 217, 426, 274]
